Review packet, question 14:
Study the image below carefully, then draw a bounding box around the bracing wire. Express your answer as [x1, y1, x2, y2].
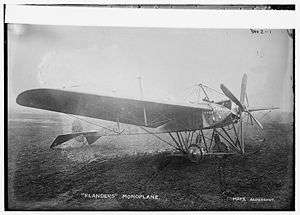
[63, 113, 193, 138]
[64, 113, 194, 150]
[195, 83, 226, 97]
[64, 114, 118, 134]
[137, 126, 178, 149]
[182, 83, 226, 104]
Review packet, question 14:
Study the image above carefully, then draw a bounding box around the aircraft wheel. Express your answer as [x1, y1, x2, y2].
[188, 144, 203, 163]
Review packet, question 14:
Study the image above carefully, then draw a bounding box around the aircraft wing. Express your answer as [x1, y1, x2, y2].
[16, 89, 211, 132]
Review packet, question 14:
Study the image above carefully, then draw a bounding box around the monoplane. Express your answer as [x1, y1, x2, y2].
[16, 74, 278, 162]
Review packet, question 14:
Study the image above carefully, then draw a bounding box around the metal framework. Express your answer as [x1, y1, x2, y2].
[162, 122, 244, 162]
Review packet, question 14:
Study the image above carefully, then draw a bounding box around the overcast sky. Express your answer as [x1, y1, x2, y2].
[8, 25, 293, 112]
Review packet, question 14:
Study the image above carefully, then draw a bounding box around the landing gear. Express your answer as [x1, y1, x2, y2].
[166, 127, 243, 163]
[188, 144, 203, 163]
[168, 130, 207, 163]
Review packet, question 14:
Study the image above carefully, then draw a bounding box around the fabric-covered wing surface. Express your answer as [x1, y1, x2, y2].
[16, 89, 210, 131]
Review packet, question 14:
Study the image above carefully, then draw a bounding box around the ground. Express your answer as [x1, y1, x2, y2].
[7, 112, 294, 210]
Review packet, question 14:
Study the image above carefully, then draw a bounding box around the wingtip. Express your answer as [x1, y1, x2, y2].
[16, 91, 26, 106]
[16, 89, 39, 106]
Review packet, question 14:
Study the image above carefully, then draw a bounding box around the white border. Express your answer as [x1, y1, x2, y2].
[4, 5, 297, 28]
[1, 2, 298, 215]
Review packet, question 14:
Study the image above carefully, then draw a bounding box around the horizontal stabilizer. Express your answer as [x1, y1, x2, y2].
[50, 131, 102, 148]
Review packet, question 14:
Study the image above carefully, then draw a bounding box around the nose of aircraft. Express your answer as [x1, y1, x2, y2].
[212, 104, 233, 122]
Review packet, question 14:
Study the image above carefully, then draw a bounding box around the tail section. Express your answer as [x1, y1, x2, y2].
[50, 131, 102, 148]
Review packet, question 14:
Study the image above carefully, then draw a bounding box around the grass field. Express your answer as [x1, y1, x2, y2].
[7, 112, 294, 210]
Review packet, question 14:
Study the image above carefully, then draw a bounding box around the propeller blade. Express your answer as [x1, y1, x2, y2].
[245, 93, 249, 107]
[220, 84, 245, 111]
[248, 112, 263, 130]
[240, 112, 244, 154]
[240, 73, 248, 105]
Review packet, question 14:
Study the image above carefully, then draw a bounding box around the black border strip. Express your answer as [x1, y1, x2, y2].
[4, 3, 8, 211]
[26, 4, 295, 10]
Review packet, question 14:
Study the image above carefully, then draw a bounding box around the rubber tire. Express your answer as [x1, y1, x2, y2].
[188, 144, 203, 163]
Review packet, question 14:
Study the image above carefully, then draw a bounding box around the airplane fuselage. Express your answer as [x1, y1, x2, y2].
[200, 102, 238, 129]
